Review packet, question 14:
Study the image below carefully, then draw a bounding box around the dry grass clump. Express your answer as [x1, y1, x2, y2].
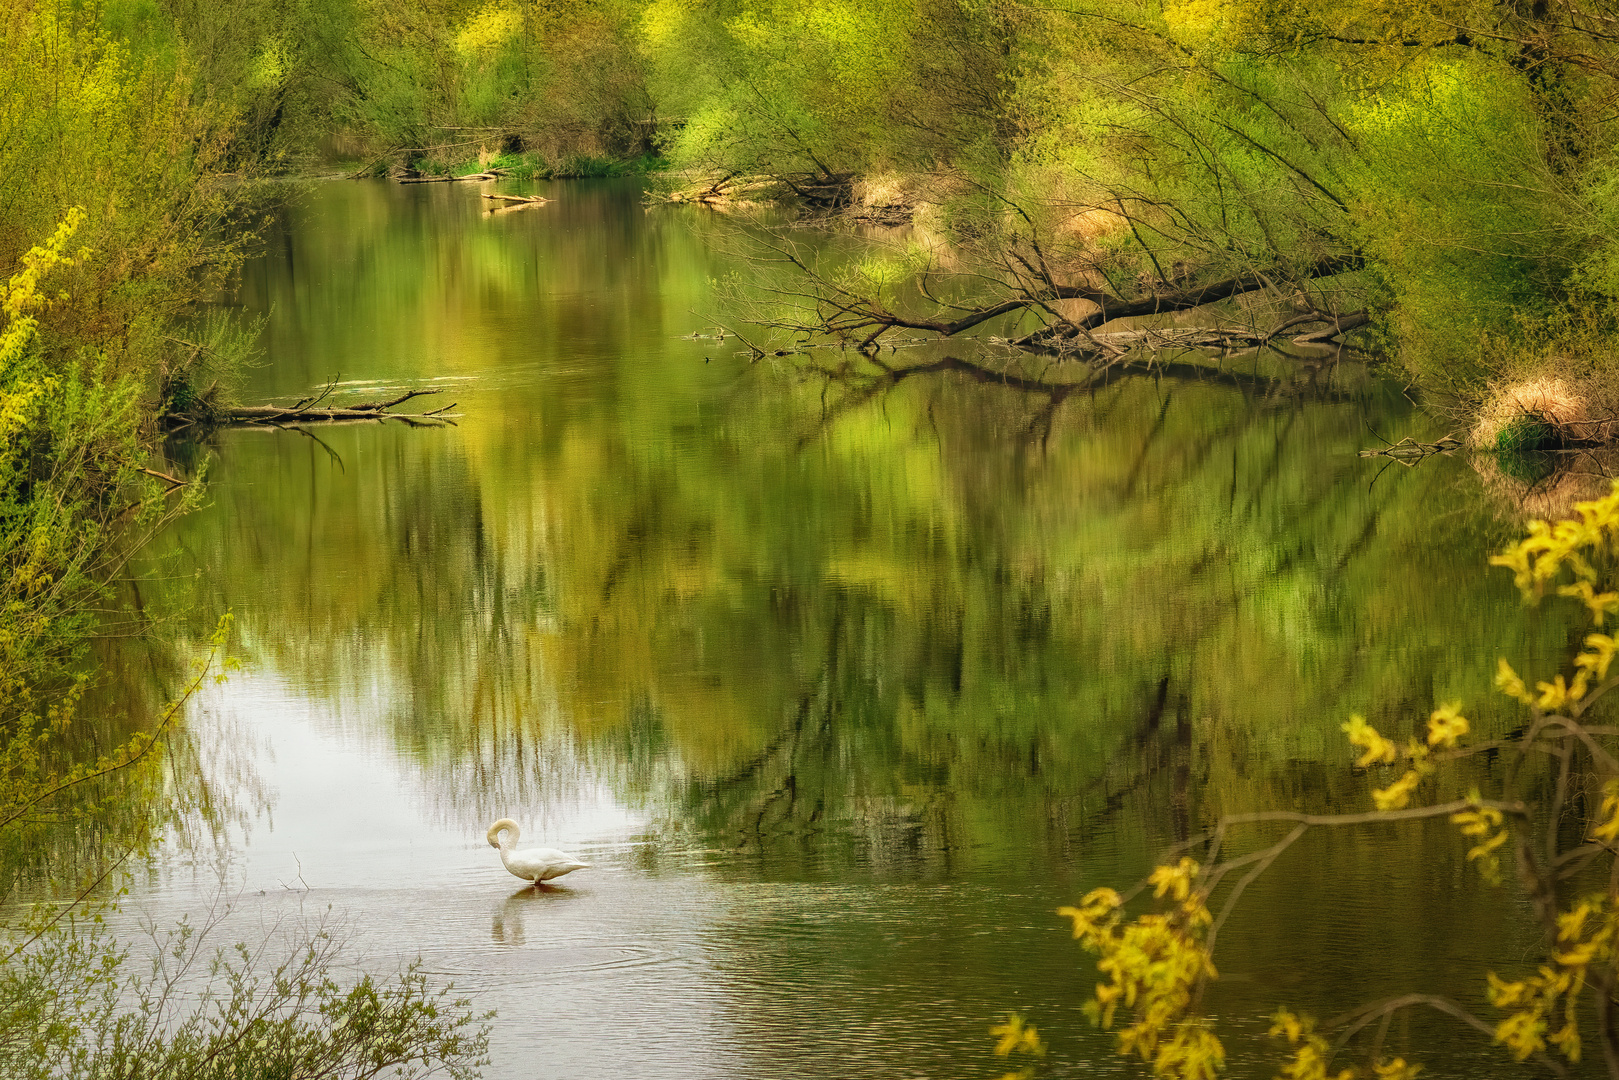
[1057, 206, 1128, 243]
[1472, 376, 1591, 448]
[853, 172, 911, 209]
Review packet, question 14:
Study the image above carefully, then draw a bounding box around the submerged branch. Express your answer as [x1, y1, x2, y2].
[163, 388, 459, 428]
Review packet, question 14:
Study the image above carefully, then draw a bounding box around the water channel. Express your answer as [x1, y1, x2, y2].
[102, 178, 1597, 1077]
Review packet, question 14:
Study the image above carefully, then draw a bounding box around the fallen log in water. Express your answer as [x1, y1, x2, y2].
[1005, 325, 1271, 358]
[1013, 309, 1372, 356]
[398, 170, 505, 184]
[481, 193, 547, 205]
[226, 388, 455, 424]
[664, 174, 791, 206]
[1358, 435, 1463, 464]
[164, 386, 458, 429]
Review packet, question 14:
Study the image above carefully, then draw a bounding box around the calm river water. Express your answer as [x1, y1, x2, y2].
[103, 179, 1595, 1077]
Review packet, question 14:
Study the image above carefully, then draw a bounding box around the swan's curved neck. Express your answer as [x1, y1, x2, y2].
[487, 818, 520, 850]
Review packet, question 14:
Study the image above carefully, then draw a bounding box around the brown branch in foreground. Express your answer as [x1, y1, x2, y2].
[1113, 797, 1533, 912]
[1293, 311, 1372, 343]
[1600, 960, 1619, 1080]
[137, 467, 189, 488]
[1185, 799, 1534, 869]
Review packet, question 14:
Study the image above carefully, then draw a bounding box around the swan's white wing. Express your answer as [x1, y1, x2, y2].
[504, 846, 592, 882]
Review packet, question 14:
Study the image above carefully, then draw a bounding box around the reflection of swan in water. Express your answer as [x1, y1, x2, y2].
[491, 884, 574, 946]
[486, 818, 591, 887]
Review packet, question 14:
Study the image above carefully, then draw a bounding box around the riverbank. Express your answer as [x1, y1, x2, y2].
[342, 147, 666, 182]
[52, 0, 1619, 440]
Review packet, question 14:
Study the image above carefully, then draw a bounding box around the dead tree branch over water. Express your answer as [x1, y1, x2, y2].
[733, 228, 1367, 355]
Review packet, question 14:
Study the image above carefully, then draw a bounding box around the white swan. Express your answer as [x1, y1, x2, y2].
[486, 819, 591, 886]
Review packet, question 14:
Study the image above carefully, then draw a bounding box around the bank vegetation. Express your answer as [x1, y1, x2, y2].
[0, 2, 486, 1075]
[80, 0, 1619, 440]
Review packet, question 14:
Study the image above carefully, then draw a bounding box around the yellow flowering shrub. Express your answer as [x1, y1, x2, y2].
[989, 1013, 1045, 1080]
[1272, 1010, 1353, 1080]
[0, 206, 87, 373]
[1030, 483, 1619, 1080]
[1058, 859, 1222, 1080]
[454, 3, 524, 54]
[1485, 895, 1619, 1062]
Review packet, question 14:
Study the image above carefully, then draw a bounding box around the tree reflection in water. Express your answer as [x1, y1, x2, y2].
[95, 180, 1596, 1075]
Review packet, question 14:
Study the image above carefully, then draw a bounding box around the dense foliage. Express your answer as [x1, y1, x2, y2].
[81, 0, 1619, 395]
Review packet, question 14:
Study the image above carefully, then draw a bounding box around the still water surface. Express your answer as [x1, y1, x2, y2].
[112, 179, 1591, 1077]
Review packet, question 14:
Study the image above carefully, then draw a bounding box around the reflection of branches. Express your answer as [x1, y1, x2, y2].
[790, 350, 1356, 450]
[1, 623, 233, 833]
[887, 353, 1352, 402]
[280, 425, 346, 472]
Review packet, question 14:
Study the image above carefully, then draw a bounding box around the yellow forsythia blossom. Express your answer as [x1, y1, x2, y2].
[1065, 864, 1224, 1080]
[1149, 857, 1199, 902]
[1495, 659, 1534, 705]
[1592, 780, 1619, 844]
[1425, 703, 1469, 748]
[990, 1013, 1045, 1057]
[1577, 634, 1619, 683]
[0, 207, 88, 371]
[1372, 770, 1422, 811]
[1559, 580, 1619, 626]
[1491, 483, 1619, 602]
[1271, 1010, 1355, 1080]
[1342, 714, 1397, 767]
[1486, 893, 1619, 1064]
[1451, 800, 1508, 883]
[1536, 674, 1578, 711]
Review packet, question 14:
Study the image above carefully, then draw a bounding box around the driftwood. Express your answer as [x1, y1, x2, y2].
[398, 170, 506, 185]
[1295, 312, 1372, 343]
[197, 386, 458, 427]
[481, 193, 548, 205]
[1060, 326, 1270, 357]
[1359, 435, 1463, 464]
[665, 174, 789, 206]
